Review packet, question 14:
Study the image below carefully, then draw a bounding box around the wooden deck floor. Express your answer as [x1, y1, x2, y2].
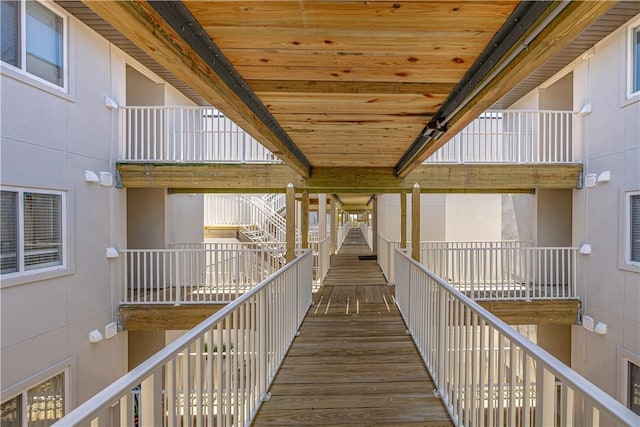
[252, 229, 452, 426]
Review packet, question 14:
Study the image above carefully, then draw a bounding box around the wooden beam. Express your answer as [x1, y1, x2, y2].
[120, 304, 225, 331]
[248, 80, 456, 95]
[331, 201, 338, 254]
[119, 163, 582, 193]
[477, 300, 580, 325]
[81, 0, 311, 177]
[396, 1, 614, 176]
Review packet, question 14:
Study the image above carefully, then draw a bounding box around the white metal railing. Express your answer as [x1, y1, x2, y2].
[122, 242, 286, 304]
[425, 110, 574, 164]
[261, 193, 286, 213]
[309, 236, 330, 286]
[119, 106, 282, 163]
[204, 194, 251, 226]
[53, 251, 313, 427]
[395, 250, 640, 427]
[378, 236, 402, 284]
[337, 223, 350, 250]
[421, 243, 577, 300]
[204, 195, 299, 244]
[359, 223, 374, 251]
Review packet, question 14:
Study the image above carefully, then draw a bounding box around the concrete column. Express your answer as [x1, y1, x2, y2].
[411, 184, 421, 261]
[286, 183, 296, 262]
[318, 194, 327, 239]
[301, 191, 309, 249]
[400, 191, 407, 249]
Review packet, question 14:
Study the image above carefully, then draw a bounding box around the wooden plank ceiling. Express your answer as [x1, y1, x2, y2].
[182, 1, 517, 169]
[82, 0, 613, 207]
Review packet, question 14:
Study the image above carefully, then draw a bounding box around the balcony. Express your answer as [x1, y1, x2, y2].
[378, 238, 580, 325]
[119, 107, 281, 164]
[116, 107, 582, 193]
[424, 110, 574, 164]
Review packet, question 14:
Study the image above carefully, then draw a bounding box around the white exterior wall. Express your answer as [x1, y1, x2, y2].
[0, 4, 199, 412]
[569, 14, 640, 402]
[377, 193, 503, 243]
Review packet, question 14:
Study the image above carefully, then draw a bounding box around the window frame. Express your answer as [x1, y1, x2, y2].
[1, 186, 67, 280]
[627, 17, 640, 99]
[0, 0, 68, 92]
[0, 366, 70, 427]
[625, 190, 640, 268]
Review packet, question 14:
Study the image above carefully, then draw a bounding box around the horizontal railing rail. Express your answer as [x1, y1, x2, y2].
[122, 243, 287, 304]
[421, 244, 577, 300]
[395, 249, 640, 427]
[119, 106, 282, 163]
[424, 110, 574, 164]
[53, 250, 313, 427]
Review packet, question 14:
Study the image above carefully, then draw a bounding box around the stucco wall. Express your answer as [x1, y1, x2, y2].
[570, 14, 640, 401]
[0, 6, 199, 411]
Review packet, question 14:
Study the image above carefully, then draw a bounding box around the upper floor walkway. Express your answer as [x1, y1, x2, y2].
[115, 107, 582, 193]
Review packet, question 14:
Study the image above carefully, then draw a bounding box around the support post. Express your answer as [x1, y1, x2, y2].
[318, 194, 327, 239]
[411, 183, 421, 262]
[286, 183, 296, 262]
[301, 191, 309, 249]
[400, 192, 407, 249]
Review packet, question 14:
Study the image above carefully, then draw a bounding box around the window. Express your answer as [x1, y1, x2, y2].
[628, 192, 640, 266]
[1, 1, 66, 89]
[629, 21, 640, 98]
[630, 362, 640, 415]
[0, 371, 65, 426]
[1, 188, 65, 276]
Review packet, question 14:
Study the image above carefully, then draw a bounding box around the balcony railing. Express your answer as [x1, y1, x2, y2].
[119, 106, 282, 163]
[122, 242, 287, 304]
[424, 110, 574, 164]
[420, 242, 576, 300]
[53, 250, 313, 427]
[395, 249, 639, 427]
[309, 236, 331, 286]
[378, 239, 575, 300]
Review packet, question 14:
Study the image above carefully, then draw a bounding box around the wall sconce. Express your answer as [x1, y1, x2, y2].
[578, 103, 592, 116]
[84, 170, 99, 183]
[594, 322, 608, 335]
[104, 97, 119, 110]
[584, 173, 597, 188]
[88, 329, 104, 343]
[99, 172, 113, 187]
[597, 171, 610, 183]
[582, 315, 595, 331]
[579, 244, 592, 255]
[104, 322, 118, 339]
[105, 247, 119, 259]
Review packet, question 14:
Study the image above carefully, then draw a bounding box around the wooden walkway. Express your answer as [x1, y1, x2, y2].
[252, 229, 452, 426]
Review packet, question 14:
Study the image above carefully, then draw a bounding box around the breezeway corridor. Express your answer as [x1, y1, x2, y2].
[252, 229, 452, 426]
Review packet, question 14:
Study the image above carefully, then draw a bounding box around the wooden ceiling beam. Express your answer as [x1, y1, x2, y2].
[247, 80, 456, 95]
[396, 0, 614, 177]
[82, 0, 311, 177]
[118, 163, 581, 194]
